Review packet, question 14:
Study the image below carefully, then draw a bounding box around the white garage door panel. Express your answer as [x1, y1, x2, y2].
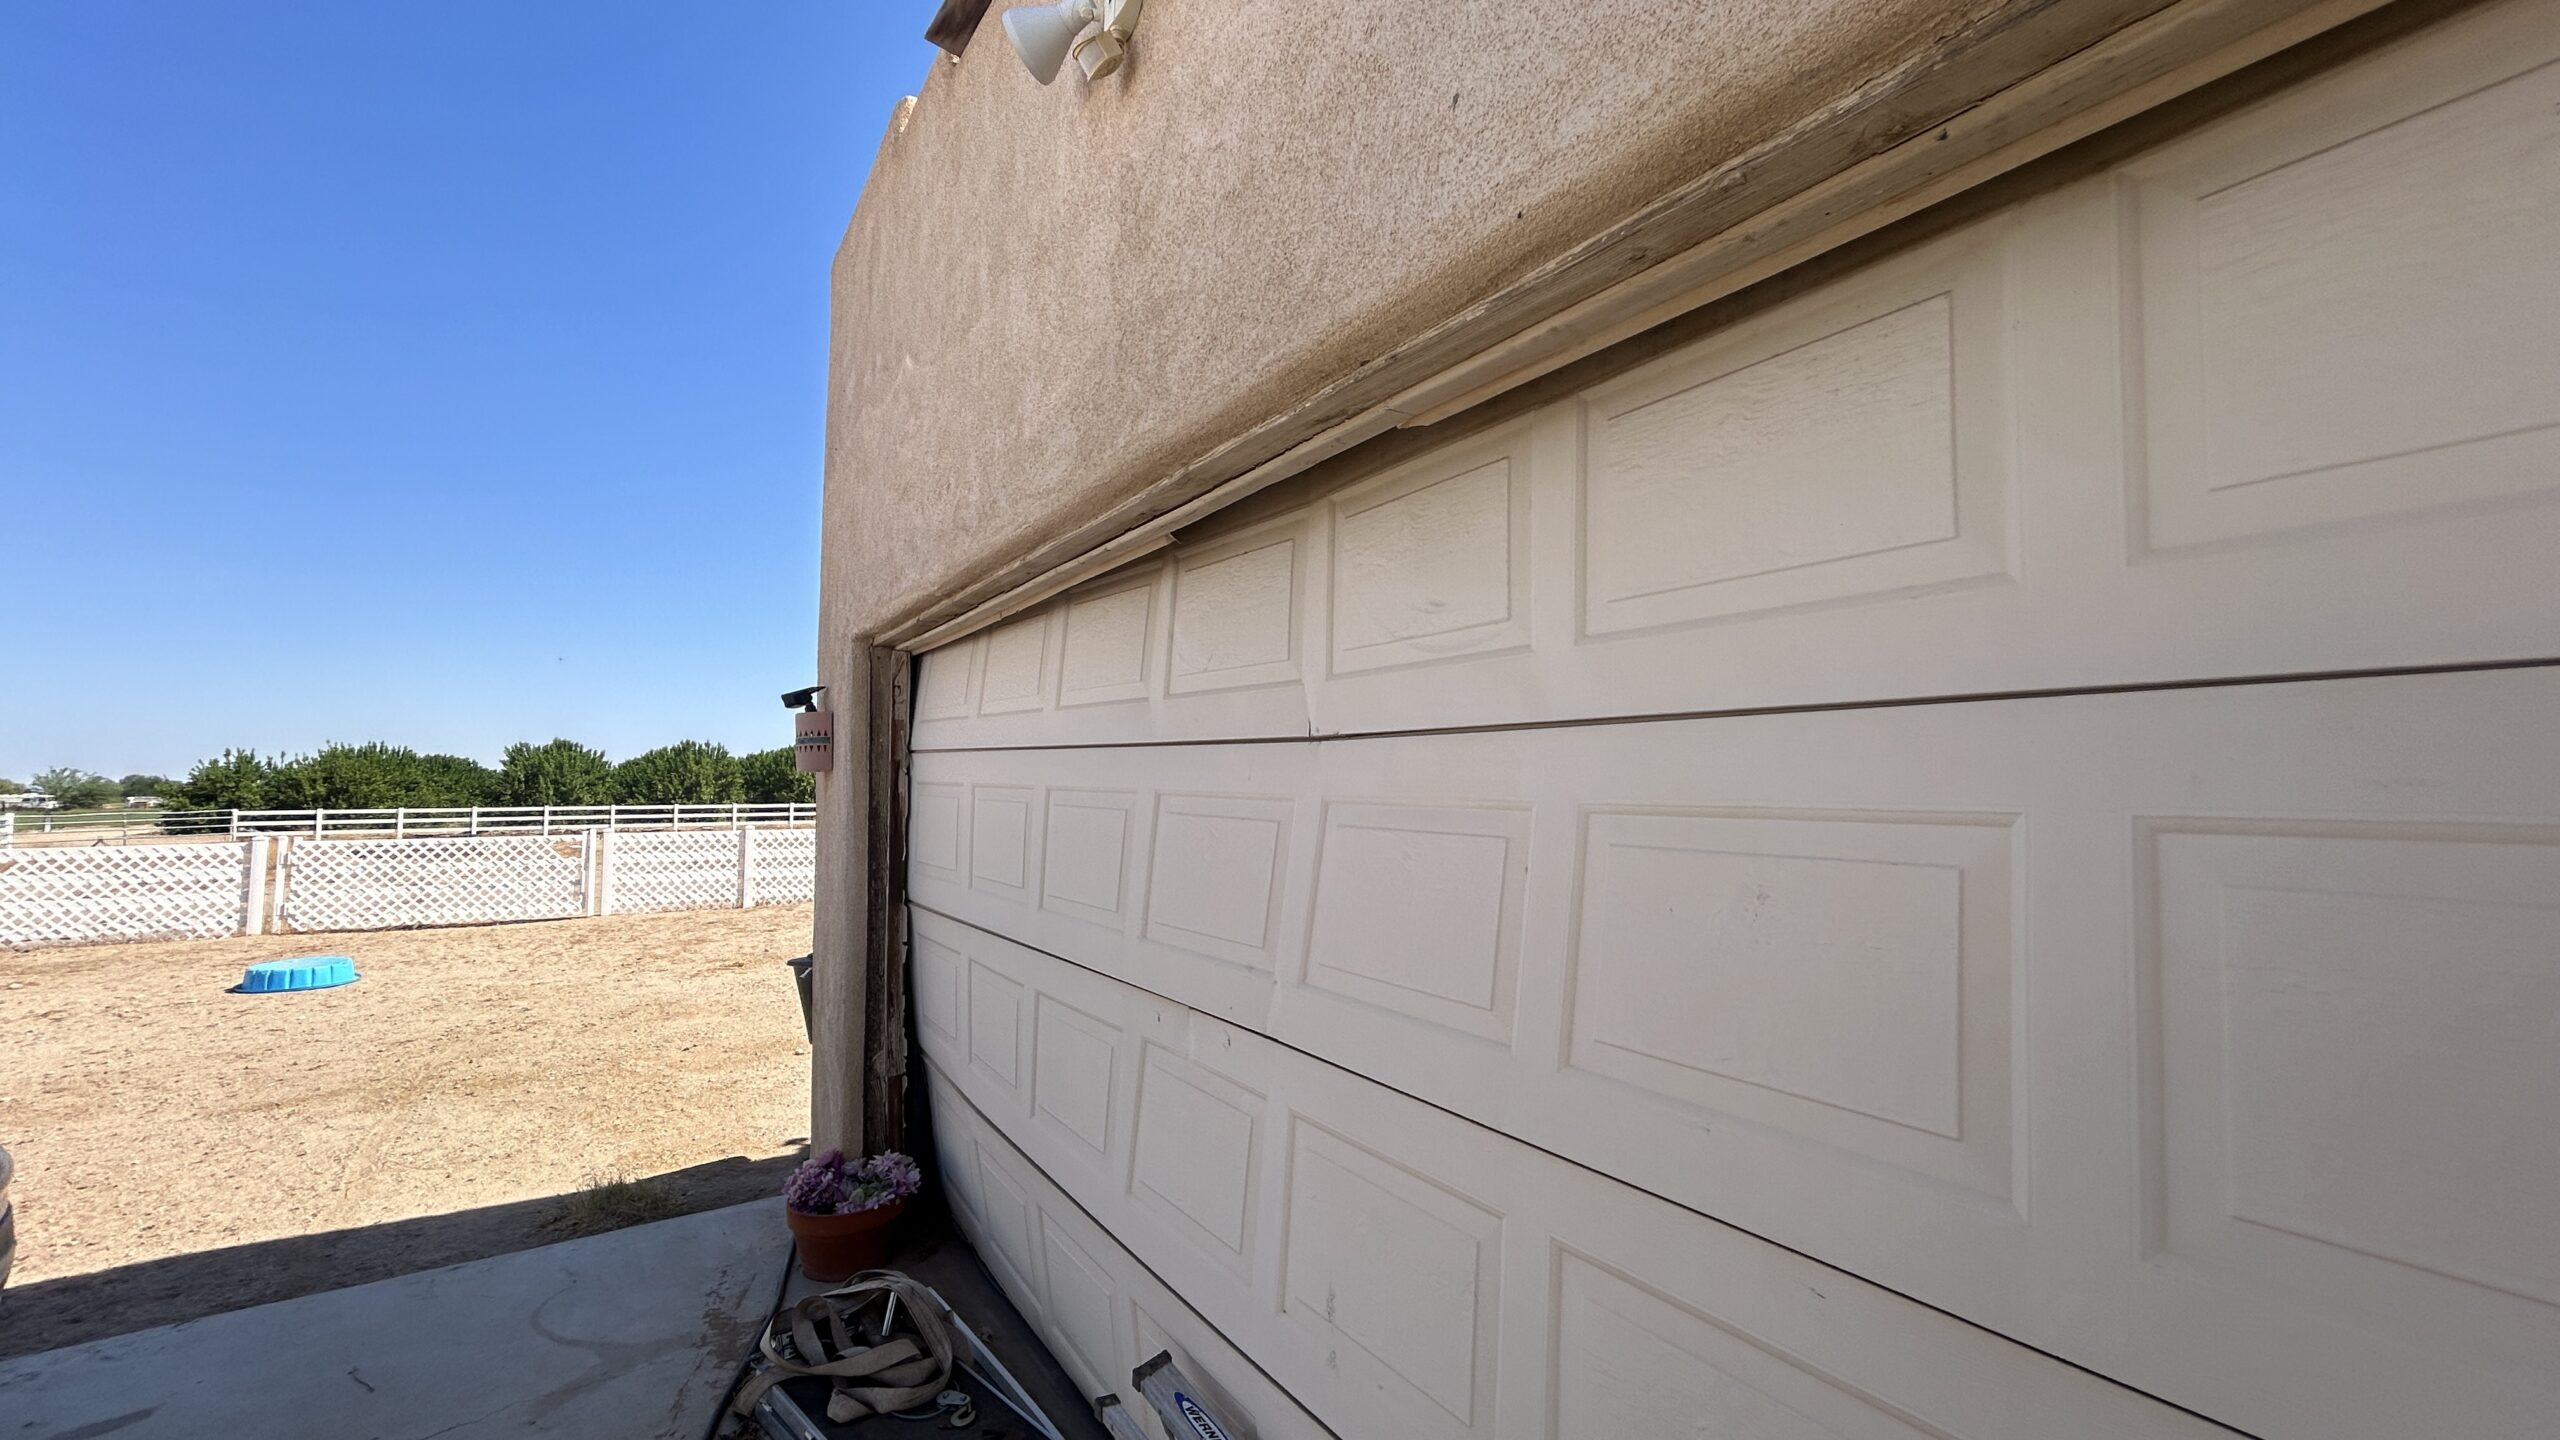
[913, 0, 2560, 754]
[917, 925, 2229, 1440]
[928, 1072, 1339, 1440]
[913, 665, 2560, 1439]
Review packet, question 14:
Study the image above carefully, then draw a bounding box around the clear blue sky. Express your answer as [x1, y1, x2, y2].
[0, 1, 943, 781]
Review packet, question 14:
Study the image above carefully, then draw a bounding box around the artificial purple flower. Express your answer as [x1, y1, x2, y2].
[783, 1149, 852, 1213]
[784, 1147, 923, 1214]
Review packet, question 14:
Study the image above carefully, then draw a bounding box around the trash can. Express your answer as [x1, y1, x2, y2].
[787, 954, 814, 1041]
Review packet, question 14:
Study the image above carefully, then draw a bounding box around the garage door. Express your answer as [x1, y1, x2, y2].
[906, 6, 2560, 1437]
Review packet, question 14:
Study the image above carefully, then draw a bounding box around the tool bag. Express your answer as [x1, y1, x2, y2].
[731, 1269, 958, 1425]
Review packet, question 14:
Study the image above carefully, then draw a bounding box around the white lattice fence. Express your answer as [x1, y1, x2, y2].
[0, 842, 252, 947]
[605, 829, 743, 914]
[284, 834, 587, 932]
[748, 827, 816, 904]
[2, 824, 817, 946]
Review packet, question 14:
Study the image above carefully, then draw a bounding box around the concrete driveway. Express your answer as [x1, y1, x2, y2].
[0, 1201, 785, 1440]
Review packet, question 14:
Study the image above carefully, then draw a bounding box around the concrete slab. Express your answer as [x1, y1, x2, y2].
[0, 1201, 787, 1440]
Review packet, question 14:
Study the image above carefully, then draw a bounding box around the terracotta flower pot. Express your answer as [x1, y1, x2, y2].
[785, 1198, 904, 1282]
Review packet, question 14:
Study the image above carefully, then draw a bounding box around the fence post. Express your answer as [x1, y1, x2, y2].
[542, 805, 552, 836]
[468, 805, 480, 836]
[594, 828, 616, 916]
[395, 807, 406, 840]
[229, 809, 240, 838]
[608, 803, 619, 829]
[313, 808, 326, 838]
[737, 826, 756, 910]
[271, 836, 295, 932]
[240, 835, 272, 936]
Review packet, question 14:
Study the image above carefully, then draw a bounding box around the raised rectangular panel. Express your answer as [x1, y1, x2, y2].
[1144, 793, 1292, 969]
[915, 635, 979, 721]
[972, 1137, 1042, 1302]
[931, 1090, 981, 1229]
[2150, 822, 2560, 1317]
[1328, 425, 1532, 675]
[1280, 1119, 1500, 1429]
[1059, 571, 1159, 707]
[914, 933, 963, 1044]
[1039, 1213, 1121, 1387]
[1568, 809, 2013, 1195]
[1580, 233, 2010, 636]
[968, 959, 1026, 1096]
[1130, 1043, 1263, 1272]
[913, 783, 965, 883]
[1033, 993, 1120, 1160]
[1590, 299, 1953, 607]
[1171, 518, 1304, 694]
[1303, 801, 1530, 1042]
[978, 613, 1051, 715]
[970, 785, 1036, 901]
[1041, 789, 1138, 928]
[2129, 31, 2560, 550]
[1553, 1247, 1932, 1440]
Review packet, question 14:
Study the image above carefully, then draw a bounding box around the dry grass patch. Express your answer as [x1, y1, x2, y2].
[0, 904, 813, 1356]
[550, 1172, 686, 1238]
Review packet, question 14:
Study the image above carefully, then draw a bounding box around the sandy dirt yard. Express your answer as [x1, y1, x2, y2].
[0, 905, 813, 1358]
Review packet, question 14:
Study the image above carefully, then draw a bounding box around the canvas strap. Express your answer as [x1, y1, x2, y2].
[730, 1269, 958, 1424]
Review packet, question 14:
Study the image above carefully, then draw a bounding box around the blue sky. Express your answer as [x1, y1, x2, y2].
[0, 1, 943, 780]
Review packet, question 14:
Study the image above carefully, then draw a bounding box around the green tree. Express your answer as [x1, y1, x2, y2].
[265, 743, 492, 809]
[31, 768, 118, 809]
[414, 753, 499, 806]
[611, 740, 742, 805]
[0, 777, 23, 795]
[118, 773, 172, 799]
[491, 739, 614, 806]
[736, 746, 815, 804]
[173, 750, 274, 811]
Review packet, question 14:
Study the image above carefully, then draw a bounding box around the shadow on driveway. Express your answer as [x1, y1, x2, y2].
[0, 1152, 799, 1361]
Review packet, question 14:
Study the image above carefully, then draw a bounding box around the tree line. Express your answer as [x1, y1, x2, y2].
[13, 739, 813, 813]
[1, 770, 171, 809]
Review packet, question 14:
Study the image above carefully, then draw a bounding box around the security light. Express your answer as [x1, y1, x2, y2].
[1002, 0, 1143, 85]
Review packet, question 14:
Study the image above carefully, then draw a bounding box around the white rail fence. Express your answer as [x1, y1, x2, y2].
[1, 803, 816, 847]
[0, 823, 816, 949]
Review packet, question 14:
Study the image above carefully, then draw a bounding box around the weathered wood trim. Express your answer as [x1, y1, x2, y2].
[873, 0, 2435, 651]
[809, 682, 866, 1154]
[860, 643, 914, 1155]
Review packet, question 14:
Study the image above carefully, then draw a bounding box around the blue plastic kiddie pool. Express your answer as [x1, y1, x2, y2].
[237, 956, 360, 993]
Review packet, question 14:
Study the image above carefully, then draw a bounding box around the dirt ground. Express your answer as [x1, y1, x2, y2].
[0, 905, 813, 1358]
